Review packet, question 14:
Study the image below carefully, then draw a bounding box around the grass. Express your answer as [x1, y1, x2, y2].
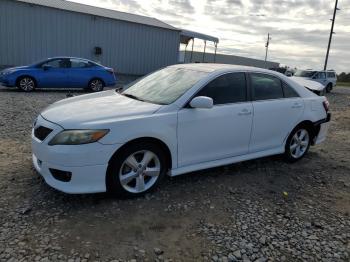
[337, 82, 350, 87]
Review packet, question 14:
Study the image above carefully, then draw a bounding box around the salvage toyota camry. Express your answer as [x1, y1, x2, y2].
[32, 64, 331, 196]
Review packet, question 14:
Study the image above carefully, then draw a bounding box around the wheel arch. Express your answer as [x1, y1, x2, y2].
[16, 75, 37, 87]
[291, 120, 320, 145]
[108, 137, 173, 170]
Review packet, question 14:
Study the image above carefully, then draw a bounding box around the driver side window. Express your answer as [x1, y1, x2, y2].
[196, 73, 247, 105]
[42, 59, 68, 68]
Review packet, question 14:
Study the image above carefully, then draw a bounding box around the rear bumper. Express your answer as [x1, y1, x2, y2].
[314, 113, 331, 126]
[314, 113, 331, 144]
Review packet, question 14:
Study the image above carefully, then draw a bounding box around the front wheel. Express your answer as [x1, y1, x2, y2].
[17, 77, 36, 92]
[88, 79, 104, 92]
[106, 142, 167, 197]
[325, 83, 332, 93]
[284, 127, 311, 163]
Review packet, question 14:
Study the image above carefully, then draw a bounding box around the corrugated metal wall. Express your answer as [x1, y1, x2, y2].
[180, 51, 280, 69]
[0, 0, 180, 75]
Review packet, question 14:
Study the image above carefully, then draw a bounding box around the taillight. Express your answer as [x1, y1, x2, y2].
[323, 100, 330, 113]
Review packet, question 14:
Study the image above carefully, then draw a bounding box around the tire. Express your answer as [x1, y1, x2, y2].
[325, 83, 332, 93]
[284, 126, 311, 163]
[106, 142, 168, 197]
[88, 78, 104, 92]
[17, 76, 36, 92]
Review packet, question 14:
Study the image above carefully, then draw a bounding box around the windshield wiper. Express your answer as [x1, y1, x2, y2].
[122, 93, 145, 102]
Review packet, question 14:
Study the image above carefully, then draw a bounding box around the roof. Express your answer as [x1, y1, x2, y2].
[15, 0, 179, 31]
[170, 63, 276, 73]
[180, 30, 219, 44]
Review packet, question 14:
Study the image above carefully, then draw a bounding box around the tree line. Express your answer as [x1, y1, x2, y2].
[337, 72, 350, 82]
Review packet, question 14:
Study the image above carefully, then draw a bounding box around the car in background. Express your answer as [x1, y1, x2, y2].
[0, 57, 117, 92]
[32, 64, 330, 196]
[290, 77, 326, 96]
[293, 69, 337, 93]
[269, 67, 294, 77]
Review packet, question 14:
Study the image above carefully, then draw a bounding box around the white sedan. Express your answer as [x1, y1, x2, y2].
[32, 64, 331, 196]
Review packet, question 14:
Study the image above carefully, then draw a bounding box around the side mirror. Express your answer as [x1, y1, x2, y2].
[190, 96, 213, 109]
[43, 65, 52, 71]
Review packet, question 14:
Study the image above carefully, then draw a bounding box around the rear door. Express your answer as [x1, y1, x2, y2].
[67, 58, 94, 88]
[38, 59, 69, 88]
[249, 73, 304, 153]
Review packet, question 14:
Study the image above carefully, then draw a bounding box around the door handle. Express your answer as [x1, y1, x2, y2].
[238, 109, 252, 116]
[291, 103, 302, 109]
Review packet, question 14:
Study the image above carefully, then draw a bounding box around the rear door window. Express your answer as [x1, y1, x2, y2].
[70, 59, 90, 68]
[282, 82, 299, 98]
[251, 73, 284, 101]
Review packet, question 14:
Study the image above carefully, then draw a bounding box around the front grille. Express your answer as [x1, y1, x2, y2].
[34, 126, 53, 141]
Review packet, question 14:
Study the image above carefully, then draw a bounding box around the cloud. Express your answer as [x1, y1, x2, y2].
[70, 0, 350, 72]
[169, 0, 195, 14]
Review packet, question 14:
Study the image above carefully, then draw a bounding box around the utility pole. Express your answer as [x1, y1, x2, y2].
[324, 0, 340, 70]
[264, 33, 271, 68]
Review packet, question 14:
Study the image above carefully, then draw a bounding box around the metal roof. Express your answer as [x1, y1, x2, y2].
[180, 29, 219, 44]
[16, 0, 179, 31]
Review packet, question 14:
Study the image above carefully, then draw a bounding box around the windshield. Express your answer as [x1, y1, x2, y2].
[122, 67, 208, 105]
[294, 70, 316, 78]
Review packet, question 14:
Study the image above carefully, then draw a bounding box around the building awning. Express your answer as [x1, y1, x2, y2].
[180, 29, 219, 44]
[180, 29, 219, 63]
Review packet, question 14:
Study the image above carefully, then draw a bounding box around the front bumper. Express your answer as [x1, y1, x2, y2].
[31, 115, 121, 194]
[0, 76, 10, 86]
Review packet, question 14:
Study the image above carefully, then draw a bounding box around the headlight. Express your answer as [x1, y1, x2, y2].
[48, 129, 109, 145]
[1, 70, 15, 76]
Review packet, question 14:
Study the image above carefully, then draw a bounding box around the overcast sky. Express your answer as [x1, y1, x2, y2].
[70, 0, 350, 73]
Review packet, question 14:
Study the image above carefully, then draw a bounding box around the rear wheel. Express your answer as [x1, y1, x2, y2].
[284, 126, 311, 162]
[106, 142, 167, 197]
[17, 77, 36, 92]
[88, 79, 104, 92]
[325, 83, 332, 93]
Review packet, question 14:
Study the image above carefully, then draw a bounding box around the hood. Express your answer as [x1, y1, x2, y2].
[41, 90, 162, 128]
[1, 66, 29, 73]
[290, 76, 324, 91]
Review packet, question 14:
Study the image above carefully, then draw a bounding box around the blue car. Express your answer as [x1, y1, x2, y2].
[0, 57, 117, 92]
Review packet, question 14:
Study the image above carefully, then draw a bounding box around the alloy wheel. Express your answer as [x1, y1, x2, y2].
[119, 150, 161, 194]
[19, 77, 35, 91]
[90, 79, 103, 91]
[289, 129, 310, 159]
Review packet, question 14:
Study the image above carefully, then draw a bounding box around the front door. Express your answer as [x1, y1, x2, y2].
[38, 58, 69, 88]
[177, 72, 253, 167]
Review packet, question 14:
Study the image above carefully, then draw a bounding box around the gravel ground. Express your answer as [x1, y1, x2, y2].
[0, 86, 349, 262]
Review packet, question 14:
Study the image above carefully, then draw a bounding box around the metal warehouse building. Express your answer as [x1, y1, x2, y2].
[0, 0, 278, 75]
[0, 0, 183, 75]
